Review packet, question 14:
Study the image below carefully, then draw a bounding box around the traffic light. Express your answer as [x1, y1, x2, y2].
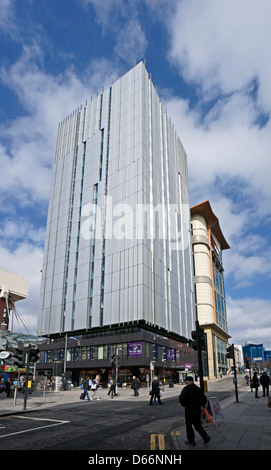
[29, 348, 40, 363]
[245, 357, 250, 369]
[227, 345, 234, 359]
[111, 354, 116, 369]
[198, 328, 205, 350]
[191, 330, 198, 350]
[14, 348, 25, 367]
[191, 327, 205, 351]
[3, 348, 25, 367]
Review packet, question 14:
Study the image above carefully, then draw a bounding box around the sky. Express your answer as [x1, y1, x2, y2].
[0, 0, 271, 349]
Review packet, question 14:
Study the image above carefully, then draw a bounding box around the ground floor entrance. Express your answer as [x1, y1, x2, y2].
[36, 363, 190, 390]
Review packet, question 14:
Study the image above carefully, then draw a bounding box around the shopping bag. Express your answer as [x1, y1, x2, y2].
[202, 407, 212, 423]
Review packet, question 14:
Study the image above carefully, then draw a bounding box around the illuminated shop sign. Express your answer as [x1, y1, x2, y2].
[166, 348, 175, 361]
[128, 342, 143, 357]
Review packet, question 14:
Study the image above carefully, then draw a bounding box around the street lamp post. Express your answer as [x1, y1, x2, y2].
[64, 333, 68, 374]
[150, 360, 155, 390]
[63, 335, 78, 374]
[115, 348, 122, 395]
[23, 346, 30, 411]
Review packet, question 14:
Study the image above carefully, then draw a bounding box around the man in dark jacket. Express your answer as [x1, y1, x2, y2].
[260, 372, 270, 397]
[81, 376, 91, 401]
[131, 376, 140, 396]
[179, 376, 210, 446]
[150, 376, 163, 405]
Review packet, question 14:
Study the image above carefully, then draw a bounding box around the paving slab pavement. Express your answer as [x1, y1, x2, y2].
[175, 391, 271, 451]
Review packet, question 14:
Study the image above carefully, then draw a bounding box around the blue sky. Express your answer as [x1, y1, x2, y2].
[1, 0, 271, 348]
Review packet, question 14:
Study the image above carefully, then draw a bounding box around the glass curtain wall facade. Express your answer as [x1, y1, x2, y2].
[38, 62, 195, 343]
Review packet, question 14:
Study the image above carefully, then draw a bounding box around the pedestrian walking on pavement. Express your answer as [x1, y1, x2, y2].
[131, 376, 140, 396]
[252, 372, 260, 398]
[91, 375, 101, 400]
[88, 377, 93, 390]
[5, 378, 11, 397]
[149, 376, 163, 405]
[260, 372, 270, 397]
[81, 376, 91, 401]
[108, 378, 115, 398]
[179, 376, 211, 447]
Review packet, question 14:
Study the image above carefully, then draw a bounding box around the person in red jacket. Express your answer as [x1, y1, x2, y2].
[179, 376, 211, 446]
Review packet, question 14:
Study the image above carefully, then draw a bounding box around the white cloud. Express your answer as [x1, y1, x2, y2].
[226, 251, 271, 288]
[83, 0, 148, 63]
[168, 0, 271, 110]
[0, 46, 119, 207]
[0, 218, 45, 248]
[227, 297, 271, 348]
[0, 0, 16, 35]
[114, 18, 147, 63]
[165, 92, 271, 204]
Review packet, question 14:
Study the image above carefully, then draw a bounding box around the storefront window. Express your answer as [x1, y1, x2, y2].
[217, 337, 227, 369]
[98, 346, 103, 359]
[66, 348, 73, 361]
[52, 349, 59, 361]
[80, 347, 88, 360]
[39, 350, 46, 362]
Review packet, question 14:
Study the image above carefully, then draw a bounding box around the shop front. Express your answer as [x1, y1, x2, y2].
[36, 327, 198, 389]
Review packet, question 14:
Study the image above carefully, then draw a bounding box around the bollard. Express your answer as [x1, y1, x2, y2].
[13, 387, 17, 406]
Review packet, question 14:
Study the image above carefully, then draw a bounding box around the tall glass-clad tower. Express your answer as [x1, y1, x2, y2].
[38, 62, 195, 344]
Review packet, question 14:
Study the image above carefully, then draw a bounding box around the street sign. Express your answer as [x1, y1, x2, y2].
[0, 351, 12, 359]
[208, 397, 223, 421]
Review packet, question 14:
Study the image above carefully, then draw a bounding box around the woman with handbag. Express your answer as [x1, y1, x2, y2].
[91, 375, 101, 400]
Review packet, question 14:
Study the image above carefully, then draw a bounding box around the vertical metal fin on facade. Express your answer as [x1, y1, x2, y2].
[87, 183, 98, 329]
[60, 110, 81, 332]
[71, 139, 87, 330]
[100, 87, 112, 327]
[159, 100, 169, 332]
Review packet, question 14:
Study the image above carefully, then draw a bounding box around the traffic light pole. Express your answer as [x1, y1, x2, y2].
[23, 346, 30, 411]
[196, 320, 204, 392]
[232, 343, 239, 403]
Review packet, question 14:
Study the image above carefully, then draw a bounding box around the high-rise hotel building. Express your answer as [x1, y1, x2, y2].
[37, 62, 196, 385]
[191, 200, 230, 379]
